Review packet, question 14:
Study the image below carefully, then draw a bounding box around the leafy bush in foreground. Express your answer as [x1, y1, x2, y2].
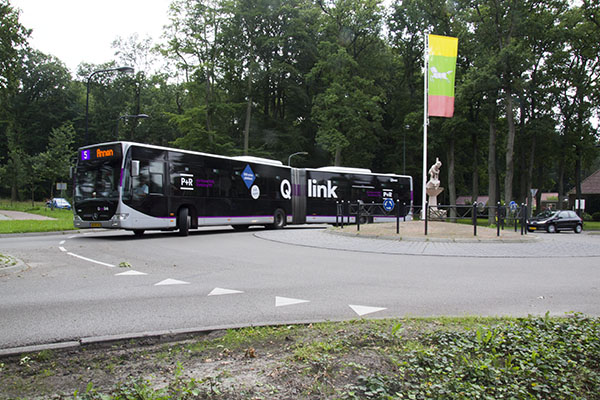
[345, 314, 600, 399]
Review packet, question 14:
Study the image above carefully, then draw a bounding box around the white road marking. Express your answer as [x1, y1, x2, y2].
[59, 247, 67, 252]
[59, 240, 65, 245]
[154, 278, 190, 286]
[115, 270, 148, 276]
[349, 304, 387, 317]
[68, 235, 78, 239]
[66, 252, 115, 268]
[208, 287, 244, 296]
[276, 296, 310, 307]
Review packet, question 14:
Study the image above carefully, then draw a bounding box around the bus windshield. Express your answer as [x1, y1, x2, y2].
[74, 160, 121, 200]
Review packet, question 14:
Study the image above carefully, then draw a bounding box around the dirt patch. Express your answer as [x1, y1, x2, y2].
[333, 221, 534, 241]
[0, 320, 448, 399]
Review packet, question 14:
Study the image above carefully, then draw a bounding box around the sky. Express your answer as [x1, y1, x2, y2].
[10, 0, 171, 73]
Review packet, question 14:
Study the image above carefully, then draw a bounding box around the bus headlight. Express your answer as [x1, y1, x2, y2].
[112, 213, 129, 221]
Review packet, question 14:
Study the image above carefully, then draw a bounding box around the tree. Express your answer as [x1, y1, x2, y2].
[310, 0, 387, 166]
[36, 123, 76, 198]
[0, 0, 30, 92]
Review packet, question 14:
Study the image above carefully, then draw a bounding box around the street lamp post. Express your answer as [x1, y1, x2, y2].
[115, 114, 150, 141]
[84, 66, 135, 144]
[288, 151, 308, 166]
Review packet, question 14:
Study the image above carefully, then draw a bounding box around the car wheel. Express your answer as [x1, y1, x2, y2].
[547, 224, 557, 234]
[574, 224, 583, 234]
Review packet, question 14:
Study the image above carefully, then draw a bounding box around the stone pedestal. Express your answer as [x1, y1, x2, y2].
[426, 187, 447, 219]
[427, 187, 444, 209]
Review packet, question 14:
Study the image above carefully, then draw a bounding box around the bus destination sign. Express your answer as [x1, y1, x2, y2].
[80, 145, 120, 161]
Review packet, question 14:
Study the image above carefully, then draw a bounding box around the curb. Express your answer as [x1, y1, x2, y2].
[327, 227, 540, 243]
[0, 319, 329, 359]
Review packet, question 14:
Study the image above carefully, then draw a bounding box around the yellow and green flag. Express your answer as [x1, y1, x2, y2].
[428, 34, 458, 118]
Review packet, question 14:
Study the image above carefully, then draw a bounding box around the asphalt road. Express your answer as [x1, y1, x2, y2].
[1, 226, 599, 351]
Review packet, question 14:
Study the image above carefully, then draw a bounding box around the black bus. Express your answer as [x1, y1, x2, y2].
[73, 142, 413, 235]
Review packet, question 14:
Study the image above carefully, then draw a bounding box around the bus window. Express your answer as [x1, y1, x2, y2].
[131, 161, 165, 199]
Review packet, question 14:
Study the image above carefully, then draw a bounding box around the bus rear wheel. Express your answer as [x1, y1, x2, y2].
[133, 229, 145, 237]
[178, 207, 190, 236]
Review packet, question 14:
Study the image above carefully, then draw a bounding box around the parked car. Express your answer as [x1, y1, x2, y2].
[527, 210, 583, 233]
[46, 197, 72, 210]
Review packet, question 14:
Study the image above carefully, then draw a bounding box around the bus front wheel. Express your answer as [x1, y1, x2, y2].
[133, 229, 145, 237]
[178, 207, 190, 236]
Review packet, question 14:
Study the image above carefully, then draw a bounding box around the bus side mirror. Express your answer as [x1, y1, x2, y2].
[132, 160, 140, 177]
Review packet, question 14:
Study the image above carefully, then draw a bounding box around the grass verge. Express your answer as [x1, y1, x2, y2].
[0, 200, 75, 234]
[0, 314, 598, 399]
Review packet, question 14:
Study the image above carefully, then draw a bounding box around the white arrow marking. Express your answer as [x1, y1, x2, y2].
[154, 278, 190, 286]
[276, 296, 310, 307]
[115, 270, 148, 276]
[208, 287, 244, 296]
[349, 304, 387, 316]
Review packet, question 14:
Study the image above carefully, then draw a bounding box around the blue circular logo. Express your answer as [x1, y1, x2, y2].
[383, 198, 395, 212]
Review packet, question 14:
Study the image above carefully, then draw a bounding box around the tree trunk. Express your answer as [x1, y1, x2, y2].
[488, 116, 498, 225]
[558, 159, 565, 210]
[334, 147, 342, 166]
[575, 146, 582, 215]
[504, 87, 516, 205]
[526, 131, 536, 218]
[243, 69, 253, 156]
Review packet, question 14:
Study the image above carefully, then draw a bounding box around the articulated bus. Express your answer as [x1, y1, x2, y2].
[73, 142, 413, 236]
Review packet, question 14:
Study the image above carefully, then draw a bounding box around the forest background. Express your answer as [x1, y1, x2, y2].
[1, 0, 599, 211]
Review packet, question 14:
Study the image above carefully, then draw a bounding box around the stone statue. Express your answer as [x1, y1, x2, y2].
[426, 158, 442, 189]
[425, 157, 445, 217]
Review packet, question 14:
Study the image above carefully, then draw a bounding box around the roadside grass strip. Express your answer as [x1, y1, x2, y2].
[1, 315, 598, 399]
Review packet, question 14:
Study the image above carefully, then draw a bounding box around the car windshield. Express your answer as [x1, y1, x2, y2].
[55, 199, 68, 205]
[536, 210, 557, 219]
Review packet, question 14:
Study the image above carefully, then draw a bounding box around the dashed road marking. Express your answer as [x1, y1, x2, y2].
[66, 252, 116, 268]
[349, 304, 387, 316]
[275, 296, 310, 307]
[154, 278, 190, 286]
[59, 247, 67, 252]
[208, 287, 244, 296]
[115, 270, 148, 276]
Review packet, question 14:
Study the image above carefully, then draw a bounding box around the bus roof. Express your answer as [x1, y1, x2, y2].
[80, 141, 412, 181]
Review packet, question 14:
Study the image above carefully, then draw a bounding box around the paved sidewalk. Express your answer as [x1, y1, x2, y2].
[255, 222, 600, 258]
[0, 210, 56, 220]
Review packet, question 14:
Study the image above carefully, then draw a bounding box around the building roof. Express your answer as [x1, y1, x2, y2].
[456, 195, 489, 205]
[567, 169, 600, 195]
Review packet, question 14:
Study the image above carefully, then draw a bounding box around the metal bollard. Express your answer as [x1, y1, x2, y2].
[396, 199, 400, 234]
[473, 202, 477, 236]
[497, 202, 501, 237]
[424, 201, 429, 236]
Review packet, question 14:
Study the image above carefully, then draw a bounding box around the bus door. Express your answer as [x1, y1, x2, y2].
[126, 147, 168, 219]
[291, 168, 306, 224]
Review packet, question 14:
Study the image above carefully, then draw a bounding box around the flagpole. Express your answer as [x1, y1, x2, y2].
[422, 32, 429, 219]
